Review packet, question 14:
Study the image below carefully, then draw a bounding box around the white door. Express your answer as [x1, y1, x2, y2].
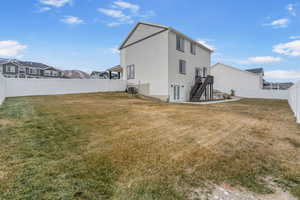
[171, 85, 185, 102]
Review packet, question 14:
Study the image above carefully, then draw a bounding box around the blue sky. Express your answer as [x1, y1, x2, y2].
[0, 0, 300, 81]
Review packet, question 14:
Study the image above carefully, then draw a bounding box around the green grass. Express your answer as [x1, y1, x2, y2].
[0, 94, 299, 199]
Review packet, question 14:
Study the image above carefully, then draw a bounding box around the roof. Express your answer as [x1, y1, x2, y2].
[0, 58, 60, 70]
[107, 65, 122, 72]
[245, 68, 264, 75]
[63, 70, 90, 79]
[18, 61, 51, 69]
[0, 59, 10, 65]
[119, 22, 213, 52]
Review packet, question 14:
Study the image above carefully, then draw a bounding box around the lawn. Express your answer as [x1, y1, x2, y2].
[0, 92, 300, 199]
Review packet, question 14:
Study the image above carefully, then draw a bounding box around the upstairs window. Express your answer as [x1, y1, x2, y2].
[190, 42, 196, 55]
[127, 64, 135, 80]
[179, 60, 186, 74]
[19, 67, 25, 72]
[203, 67, 207, 77]
[176, 35, 184, 52]
[44, 70, 51, 76]
[29, 68, 37, 74]
[53, 71, 58, 76]
[7, 65, 16, 73]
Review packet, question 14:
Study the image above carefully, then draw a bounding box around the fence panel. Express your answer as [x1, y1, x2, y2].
[0, 78, 127, 105]
[288, 81, 300, 124]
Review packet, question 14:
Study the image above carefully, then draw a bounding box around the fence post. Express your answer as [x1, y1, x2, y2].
[297, 82, 300, 123]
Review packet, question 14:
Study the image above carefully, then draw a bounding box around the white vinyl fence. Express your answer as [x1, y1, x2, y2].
[227, 88, 289, 100]
[288, 81, 300, 124]
[0, 75, 127, 105]
[0, 75, 6, 105]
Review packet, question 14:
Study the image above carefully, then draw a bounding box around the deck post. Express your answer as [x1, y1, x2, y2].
[109, 71, 112, 79]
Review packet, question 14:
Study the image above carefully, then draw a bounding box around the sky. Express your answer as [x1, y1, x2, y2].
[0, 0, 300, 82]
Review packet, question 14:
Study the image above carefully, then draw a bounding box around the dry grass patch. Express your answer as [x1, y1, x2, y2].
[0, 93, 299, 199]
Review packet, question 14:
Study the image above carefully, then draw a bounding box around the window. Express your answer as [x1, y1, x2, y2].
[195, 67, 202, 77]
[190, 42, 196, 55]
[52, 71, 58, 76]
[44, 70, 51, 76]
[127, 64, 135, 80]
[176, 35, 184, 52]
[19, 67, 25, 72]
[179, 60, 186, 74]
[29, 68, 37, 74]
[203, 67, 207, 77]
[7, 65, 16, 73]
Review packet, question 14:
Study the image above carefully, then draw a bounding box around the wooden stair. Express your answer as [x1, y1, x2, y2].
[190, 75, 214, 102]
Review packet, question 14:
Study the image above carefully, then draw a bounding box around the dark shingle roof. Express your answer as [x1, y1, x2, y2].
[245, 68, 264, 75]
[18, 61, 51, 69]
[0, 58, 54, 69]
[0, 59, 9, 65]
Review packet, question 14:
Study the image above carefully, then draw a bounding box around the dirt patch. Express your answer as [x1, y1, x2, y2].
[192, 183, 296, 200]
[0, 119, 14, 126]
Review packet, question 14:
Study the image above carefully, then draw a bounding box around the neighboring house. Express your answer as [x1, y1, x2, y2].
[63, 70, 90, 79]
[90, 71, 109, 79]
[245, 68, 264, 88]
[211, 63, 263, 93]
[211, 63, 290, 99]
[0, 59, 63, 78]
[119, 22, 214, 102]
[263, 81, 294, 90]
[90, 66, 122, 80]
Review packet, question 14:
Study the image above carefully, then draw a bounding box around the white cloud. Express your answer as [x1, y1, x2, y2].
[290, 35, 300, 39]
[264, 18, 289, 28]
[98, 1, 155, 27]
[61, 16, 84, 24]
[0, 40, 27, 57]
[197, 39, 215, 51]
[38, 7, 51, 12]
[39, 0, 72, 7]
[98, 8, 133, 26]
[113, 0, 139, 13]
[273, 40, 300, 56]
[246, 56, 282, 63]
[138, 10, 156, 18]
[286, 3, 297, 16]
[265, 70, 300, 80]
[107, 22, 122, 27]
[233, 56, 282, 65]
[109, 47, 120, 54]
[98, 9, 131, 21]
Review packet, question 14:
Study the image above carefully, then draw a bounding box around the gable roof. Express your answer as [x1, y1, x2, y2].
[245, 68, 264, 75]
[0, 58, 59, 70]
[18, 61, 51, 69]
[119, 22, 213, 52]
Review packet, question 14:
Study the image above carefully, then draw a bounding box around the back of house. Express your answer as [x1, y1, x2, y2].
[119, 22, 213, 102]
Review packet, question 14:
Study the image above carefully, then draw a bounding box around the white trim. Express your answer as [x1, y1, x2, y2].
[119, 22, 214, 53]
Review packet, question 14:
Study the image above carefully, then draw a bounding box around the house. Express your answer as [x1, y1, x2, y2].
[211, 63, 290, 99]
[90, 71, 109, 79]
[0, 59, 63, 78]
[263, 81, 293, 90]
[63, 70, 90, 79]
[118, 22, 214, 102]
